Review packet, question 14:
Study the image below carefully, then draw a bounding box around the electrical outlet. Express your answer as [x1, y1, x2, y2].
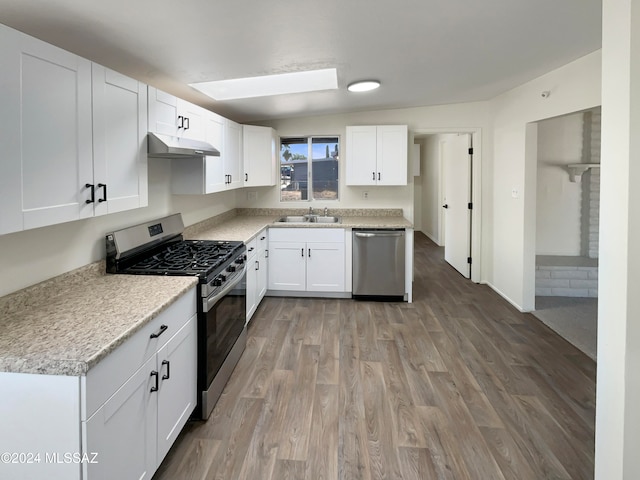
[363, 191, 369, 200]
[247, 191, 257, 201]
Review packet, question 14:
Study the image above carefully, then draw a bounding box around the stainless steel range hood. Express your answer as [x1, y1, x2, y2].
[147, 132, 220, 158]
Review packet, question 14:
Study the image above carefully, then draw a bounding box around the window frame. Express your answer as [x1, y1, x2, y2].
[279, 135, 340, 203]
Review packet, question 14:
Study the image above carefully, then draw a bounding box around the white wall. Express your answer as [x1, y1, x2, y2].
[0, 159, 237, 297]
[489, 50, 601, 311]
[418, 136, 441, 242]
[536, 112, 584, 256]
[595, 0, 640, 477]
[249, 103, 493, 281]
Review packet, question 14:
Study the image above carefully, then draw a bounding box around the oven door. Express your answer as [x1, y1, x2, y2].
[198, 265, 247, 419]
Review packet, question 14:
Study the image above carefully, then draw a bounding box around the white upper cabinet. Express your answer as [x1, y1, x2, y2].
[345, 125, 408, 186]
[224, 119, 244, 189]
[170, 113, 244, 194]
[0, 24, 93, 234]
[92, 64, 148, 215]
[243, 125, 277, 187]
[0, 23, 148, 236]
[148, 88, 179, 137]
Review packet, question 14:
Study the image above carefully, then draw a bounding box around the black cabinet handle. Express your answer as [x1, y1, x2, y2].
[378, 172, 381, 181]
[245, 173, 248, 182]
[162, 360, 170, 380]
[301, 248, 304, 257]
[260, 236, 266, 240]
[98, 183, 107, 203]
[308, 248, 311, 258]
[372, 172, 375, 181]
[150, 371, 159, 392]
[85, 183, 95, 204]
[184, 117, 189, 131]
[150, 324, 168, 339]
[255, 260, 259, 271]
[178, 115, 184, 129]
[265, 249, 268, 258]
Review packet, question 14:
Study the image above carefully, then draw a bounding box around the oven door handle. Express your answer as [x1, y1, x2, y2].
[204, 265, 246, 312]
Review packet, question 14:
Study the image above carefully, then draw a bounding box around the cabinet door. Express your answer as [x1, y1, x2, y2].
[268, 242, 306, 291]
[243, 125, 276, 187]
[157, 315, 197, 462]
[246, 252, 258, 323]
[177, 99, 207, 140]
[306, 242, 346, 291]
[224, 119, 243, 189]
[84, 355, 157, 480]
[345, 126, 377, 186]
[256, 247, 269, 301]
[92, 65, 148, 215]
[0, 24, 93, 234]
[204, 113, 226, 193]
[377, 125, 408, 186]
[148, 87, 179, 136]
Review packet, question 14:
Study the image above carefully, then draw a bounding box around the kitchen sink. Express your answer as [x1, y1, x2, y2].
[313, 216, 341, 223]
[275, 215, 342, 224]
[276, 215, 308, 223]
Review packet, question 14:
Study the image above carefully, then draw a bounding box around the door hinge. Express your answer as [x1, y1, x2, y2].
[468, 202, 473, 210]
[468, 147, 474, 155]
[467, 257, 472, 264]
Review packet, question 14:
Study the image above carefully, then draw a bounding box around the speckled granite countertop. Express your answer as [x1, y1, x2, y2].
[0, 208, 411, 377]
[0, 262, 197, 376]
[185, 208, 413, 243]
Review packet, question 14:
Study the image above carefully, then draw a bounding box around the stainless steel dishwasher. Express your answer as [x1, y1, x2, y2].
[352, 228, 406, 300]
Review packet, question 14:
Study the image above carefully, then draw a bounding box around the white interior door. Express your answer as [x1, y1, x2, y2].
[442, 134, 471, 278]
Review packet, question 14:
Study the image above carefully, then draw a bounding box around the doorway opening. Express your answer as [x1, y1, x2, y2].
[412, 128, 481, 283]
[531, 107, 600, 360]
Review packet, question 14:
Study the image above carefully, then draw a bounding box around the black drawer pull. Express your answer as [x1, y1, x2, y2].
[150, 371, 159, 392]
[150, 324, 168, 339]
[162, 360, 170, 380]
[260, 236, 266, 240]
[255, 260, 259, 271]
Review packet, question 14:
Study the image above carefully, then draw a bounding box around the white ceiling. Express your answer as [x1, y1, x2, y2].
[0, 0, 602, 123]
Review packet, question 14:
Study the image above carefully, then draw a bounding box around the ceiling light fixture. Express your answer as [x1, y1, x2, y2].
[347, 80, 381, 92]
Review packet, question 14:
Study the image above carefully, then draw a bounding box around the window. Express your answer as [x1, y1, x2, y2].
[280, 136, 339, 201]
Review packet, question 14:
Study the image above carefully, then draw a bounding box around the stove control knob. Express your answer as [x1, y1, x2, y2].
[213, 277, 223, 287]
[227, 265, 236, 273]
[219, 274, 227, 282]
[235, 257, 245, 265]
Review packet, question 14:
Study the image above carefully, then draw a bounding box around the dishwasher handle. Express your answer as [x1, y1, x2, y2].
[354, 231, 404, 238]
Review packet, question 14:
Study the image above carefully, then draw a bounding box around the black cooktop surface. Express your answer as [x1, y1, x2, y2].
[122, 240, 243, 278]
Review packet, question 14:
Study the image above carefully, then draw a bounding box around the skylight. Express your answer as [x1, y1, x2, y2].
[190, 68, 338, 101]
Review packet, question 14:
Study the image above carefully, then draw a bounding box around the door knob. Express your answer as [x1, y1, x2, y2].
[442, 204, 449, 209]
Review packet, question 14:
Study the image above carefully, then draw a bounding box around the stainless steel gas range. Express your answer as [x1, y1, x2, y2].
[106, 213, 247, 420]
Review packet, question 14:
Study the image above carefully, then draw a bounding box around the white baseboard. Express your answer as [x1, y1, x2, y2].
[483, 281, 530, 313]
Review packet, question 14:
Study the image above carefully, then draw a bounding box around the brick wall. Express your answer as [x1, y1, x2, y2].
[535, 265, 598, 297]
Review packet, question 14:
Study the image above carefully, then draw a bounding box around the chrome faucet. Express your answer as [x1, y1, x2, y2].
[324, 207, 328, 216]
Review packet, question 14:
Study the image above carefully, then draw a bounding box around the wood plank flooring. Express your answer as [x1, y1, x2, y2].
[153, 233, 596, 480]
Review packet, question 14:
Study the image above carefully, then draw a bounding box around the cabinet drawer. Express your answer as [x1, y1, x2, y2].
[83, 287, 196, 420]
[269, 227, 344, 243]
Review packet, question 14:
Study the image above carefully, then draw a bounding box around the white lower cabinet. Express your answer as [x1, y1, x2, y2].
[84, 355, 158, 480]
[84, 315, 196, 480]
[0, 287, 197, 480]
[268, 228, 346, 294]
[246, 228, 268, 323]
